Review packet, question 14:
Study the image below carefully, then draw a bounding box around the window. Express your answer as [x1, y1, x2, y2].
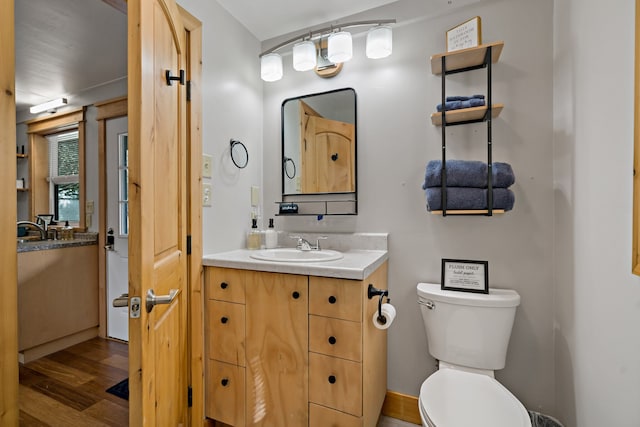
[48, 131, 80, 223]
[118, 133, 129, 236]
[26, 108, 86, 230]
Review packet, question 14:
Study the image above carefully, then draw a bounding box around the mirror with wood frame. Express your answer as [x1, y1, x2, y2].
[281, 88, 356, 196]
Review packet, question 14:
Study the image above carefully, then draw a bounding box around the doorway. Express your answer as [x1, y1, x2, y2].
[105, 116, 129, 342]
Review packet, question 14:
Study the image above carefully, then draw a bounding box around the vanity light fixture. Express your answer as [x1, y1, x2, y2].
[366, 25, 393, 59]
[293, 39, 317, 71]
[261, 53, 284, 82]
[29, 97, 68, 114]
[327, 31, 353, 63]
[259, 19, 396, 82]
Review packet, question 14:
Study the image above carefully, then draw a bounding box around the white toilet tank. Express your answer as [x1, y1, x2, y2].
[417, 282, 520, 371]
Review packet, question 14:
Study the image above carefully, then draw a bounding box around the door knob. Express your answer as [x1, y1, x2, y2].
[145, 288, 179, 313]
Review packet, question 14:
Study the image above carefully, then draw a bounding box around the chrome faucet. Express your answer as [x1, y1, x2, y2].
[17, 221, 47, 240]
[289, 235, 328, 251]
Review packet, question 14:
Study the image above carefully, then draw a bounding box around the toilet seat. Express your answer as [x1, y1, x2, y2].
[419, 369, 531, 427]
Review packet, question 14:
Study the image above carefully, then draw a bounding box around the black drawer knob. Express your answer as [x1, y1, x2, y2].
[220, 282, 228, 289]
[328, 375, 336, 384]
[220, 316, 228, 324]
[328, 336, 337, 345]
[221, 378, 229, 387]
[292, 291, 300, 299]
[328, 295, 337, 304]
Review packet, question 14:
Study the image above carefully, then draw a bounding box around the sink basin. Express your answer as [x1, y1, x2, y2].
[250, 248, 343, 263]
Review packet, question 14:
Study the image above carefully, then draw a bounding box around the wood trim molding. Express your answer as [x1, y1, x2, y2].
[633, 0, 640, 275]
[0, 0, 19, 423]
[382, 390, 421, 425]
[95, 96, 128, 339]
[25, 108, 85, 134]
[179, 5, 205, 425]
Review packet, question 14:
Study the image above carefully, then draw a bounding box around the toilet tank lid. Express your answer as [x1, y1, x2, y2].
[417, 282, 520, 308]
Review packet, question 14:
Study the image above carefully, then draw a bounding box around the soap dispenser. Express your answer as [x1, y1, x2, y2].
[246, 218, 261, 250]
[264, 218, 277, 249]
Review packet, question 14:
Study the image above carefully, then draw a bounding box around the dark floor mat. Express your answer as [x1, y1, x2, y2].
[106, 378, 129, 400]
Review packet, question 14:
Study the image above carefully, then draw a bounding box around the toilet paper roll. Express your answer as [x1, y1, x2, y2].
[372, 303, 396, 330]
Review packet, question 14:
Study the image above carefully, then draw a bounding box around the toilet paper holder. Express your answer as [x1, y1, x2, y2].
[368, 284, 390, 325]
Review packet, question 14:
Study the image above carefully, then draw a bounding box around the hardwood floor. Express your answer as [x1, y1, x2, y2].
[19, 337, 129, 426]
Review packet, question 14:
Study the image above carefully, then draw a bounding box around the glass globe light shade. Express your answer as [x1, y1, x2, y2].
[366, 25, 393, 59]
[327, 31, 353, 63]
[293, 40, 317, 71]
[260, 53, 283, 82]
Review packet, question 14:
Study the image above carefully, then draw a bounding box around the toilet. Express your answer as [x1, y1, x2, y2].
[416, 282, 532, 427]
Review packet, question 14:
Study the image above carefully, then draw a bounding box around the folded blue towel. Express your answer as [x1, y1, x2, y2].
[425, 187, 515, 211]
[436, 98, 485, 112]
[446, 95, 485, 102]
[422, 160, 515, 189]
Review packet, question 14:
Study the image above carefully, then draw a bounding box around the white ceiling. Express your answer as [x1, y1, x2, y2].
[215, 0, 401, 41]
[15, 0, 477, 113]
[15, 0, 397, 113]
[15, 0, 127, 113]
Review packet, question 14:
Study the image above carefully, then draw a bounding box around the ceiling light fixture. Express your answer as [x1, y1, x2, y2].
[259, 19, 396, 82]
[29, 98, 68, 114]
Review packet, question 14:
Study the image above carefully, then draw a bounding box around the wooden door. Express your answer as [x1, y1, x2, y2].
[128, 0, 188, 425]
[301, 114, 355, 194]
[0, 0, 18, 424]
[245, 271, 308, 426]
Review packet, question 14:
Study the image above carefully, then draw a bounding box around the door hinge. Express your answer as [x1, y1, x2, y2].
[186, 235, 192, 255]
[188, 385, 193, 407]
[186, 80, 192, 102]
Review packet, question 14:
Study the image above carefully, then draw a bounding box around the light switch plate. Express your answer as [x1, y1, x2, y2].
[202, 154, 213, 178]
[86, 200, 94, 214]
[203, 183, 212, 207]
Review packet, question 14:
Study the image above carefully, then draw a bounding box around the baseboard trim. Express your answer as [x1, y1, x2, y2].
[382, 390, 421, 425]
[19, 327, 99, 364]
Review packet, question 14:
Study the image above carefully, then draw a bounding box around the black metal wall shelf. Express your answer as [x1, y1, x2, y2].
[428, 41, 505, 216]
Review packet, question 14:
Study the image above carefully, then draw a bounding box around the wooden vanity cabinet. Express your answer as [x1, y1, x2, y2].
[205, 261, 388, 427]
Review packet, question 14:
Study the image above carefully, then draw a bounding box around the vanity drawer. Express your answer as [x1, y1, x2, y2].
[206, 359, 245, 426]
[309, 315, 362, 362]
[310, 403, 362, 427]
[206, 267, 246, 304]
[309, 352, 363, 417]
[206, 300, 246, 366]
[309, 277, 362, 322]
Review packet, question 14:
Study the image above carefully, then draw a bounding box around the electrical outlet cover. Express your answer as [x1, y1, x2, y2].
[202, 183, 212, 207]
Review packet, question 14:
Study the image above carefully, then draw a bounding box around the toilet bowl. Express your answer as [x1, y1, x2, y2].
[417, 282, 531, 427]
[419, 368, 531, 427]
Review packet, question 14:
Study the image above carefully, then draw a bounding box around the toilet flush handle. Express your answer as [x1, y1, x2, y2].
[424, 300, 435, 310]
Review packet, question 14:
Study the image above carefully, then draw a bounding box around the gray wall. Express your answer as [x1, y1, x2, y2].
[178, 0, 264, 254]
[181, 0, 640, 425]
[263, 0, 556, 415]
[554, 1, 640, 426]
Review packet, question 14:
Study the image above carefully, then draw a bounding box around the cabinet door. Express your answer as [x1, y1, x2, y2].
[207, 300, 246, 366]
[245, 271, 308, 426]
[309, 315, 362, 362]
[309, 276, 362, 321]
[207, 266, 246, 304]
[309, 352, 363, 417]
[206, 359, 245, 426]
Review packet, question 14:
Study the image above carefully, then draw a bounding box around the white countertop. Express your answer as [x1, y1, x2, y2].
[202, 248, 388, 280]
